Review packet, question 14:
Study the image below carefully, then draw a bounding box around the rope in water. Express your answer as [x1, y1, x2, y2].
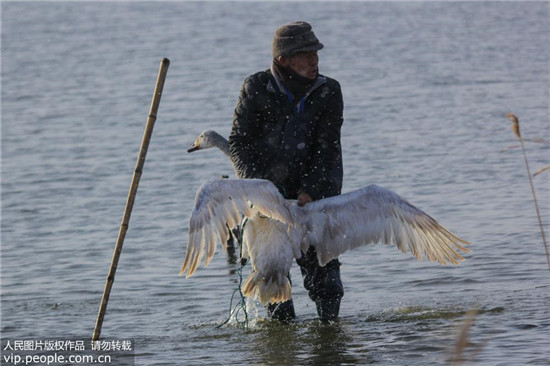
[215, 262, 249, 329]
[216, 218, 249, 329]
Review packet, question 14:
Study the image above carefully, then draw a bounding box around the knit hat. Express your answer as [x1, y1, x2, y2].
[272, 21, 324, 58]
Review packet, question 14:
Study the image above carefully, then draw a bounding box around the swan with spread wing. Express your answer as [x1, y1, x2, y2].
[180, 178, 470, 305]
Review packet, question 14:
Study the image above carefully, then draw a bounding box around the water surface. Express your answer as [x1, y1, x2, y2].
[2, 2, 549, 365]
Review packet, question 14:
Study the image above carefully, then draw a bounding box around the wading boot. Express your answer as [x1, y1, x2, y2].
[266, 299, 296, 323]
[298, 247, 344, 322]
[315, 295, 342, 323]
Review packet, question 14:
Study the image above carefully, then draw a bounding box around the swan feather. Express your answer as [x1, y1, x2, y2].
[301, 184, 470, 266]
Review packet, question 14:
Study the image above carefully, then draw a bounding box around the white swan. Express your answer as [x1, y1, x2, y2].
[180, 178, 471, 305]
[187, 130, 242, 177]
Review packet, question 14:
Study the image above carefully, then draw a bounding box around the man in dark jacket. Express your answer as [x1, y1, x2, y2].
[228, 21, 344, 323]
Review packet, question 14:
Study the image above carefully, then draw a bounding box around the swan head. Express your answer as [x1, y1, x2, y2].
[187, 130, 221, 153]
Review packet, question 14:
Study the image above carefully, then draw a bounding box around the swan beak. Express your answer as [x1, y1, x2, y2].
[187, 140, 201, 152]
[187, 138, 201, 153]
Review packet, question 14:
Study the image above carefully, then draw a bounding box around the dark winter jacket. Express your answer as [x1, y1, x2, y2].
[229, 69, 343, 200]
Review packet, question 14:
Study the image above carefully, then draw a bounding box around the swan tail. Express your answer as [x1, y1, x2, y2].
[242, 272, 291, 305]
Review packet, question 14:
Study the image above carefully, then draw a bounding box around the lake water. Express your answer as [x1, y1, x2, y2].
[2, 1, 549, 365]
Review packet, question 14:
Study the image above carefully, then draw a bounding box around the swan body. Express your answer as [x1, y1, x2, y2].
[180, 178, 471, 305]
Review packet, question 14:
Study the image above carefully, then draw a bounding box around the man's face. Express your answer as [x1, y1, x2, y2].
[286, 51, 319, 80]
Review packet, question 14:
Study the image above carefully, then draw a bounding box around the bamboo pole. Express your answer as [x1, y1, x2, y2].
[93, 58, 170, 341]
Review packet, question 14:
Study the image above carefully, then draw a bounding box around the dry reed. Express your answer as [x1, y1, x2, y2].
[450, 308, 479, 365]
[505, 113, 549, 272]
[533, 165, 550, 177]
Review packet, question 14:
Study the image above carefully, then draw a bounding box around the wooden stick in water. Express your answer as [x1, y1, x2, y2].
[93, 58, 170, 341]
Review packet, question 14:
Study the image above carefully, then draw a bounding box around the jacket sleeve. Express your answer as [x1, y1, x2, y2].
[229, 76, 264, 179]
[301, 80, 344, 200]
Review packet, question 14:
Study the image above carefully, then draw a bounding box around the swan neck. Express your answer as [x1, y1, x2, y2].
[209, 132, 230, 157]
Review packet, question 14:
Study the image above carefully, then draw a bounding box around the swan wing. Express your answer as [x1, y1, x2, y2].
[180, 179, 295, 277]
[301, 185, 471, 266]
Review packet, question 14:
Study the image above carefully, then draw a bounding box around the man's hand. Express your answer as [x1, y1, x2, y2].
[297, 192, 313, 207]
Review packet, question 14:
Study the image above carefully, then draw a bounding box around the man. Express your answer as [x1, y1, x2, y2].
[228, 21, 344, 323]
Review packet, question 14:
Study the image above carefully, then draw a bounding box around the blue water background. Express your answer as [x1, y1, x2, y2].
[2, 2, 549, 365]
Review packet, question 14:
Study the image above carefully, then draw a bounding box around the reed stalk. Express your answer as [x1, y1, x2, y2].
[506, 113, 549, 272]
[533, 165, 550, 177]
[451, 308, 478, 365]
